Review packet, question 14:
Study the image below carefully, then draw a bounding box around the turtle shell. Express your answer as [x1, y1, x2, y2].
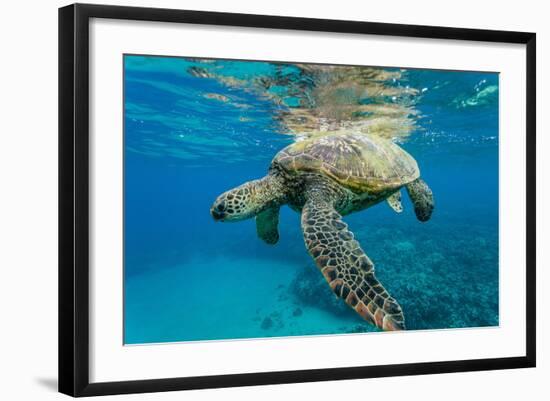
[273, 134, 419, 193]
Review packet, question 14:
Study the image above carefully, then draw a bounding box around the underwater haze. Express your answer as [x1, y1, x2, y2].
[124, 55, 499, 344]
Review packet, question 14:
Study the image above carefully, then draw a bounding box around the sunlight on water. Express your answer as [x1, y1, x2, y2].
[188, 61, 419, 141]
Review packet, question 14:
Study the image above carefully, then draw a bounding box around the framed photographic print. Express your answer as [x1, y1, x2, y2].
[58, 3, 536, 397]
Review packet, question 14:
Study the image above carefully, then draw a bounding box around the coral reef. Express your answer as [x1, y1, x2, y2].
[287, 215, 498, 331]
[260, 317, 273, 330]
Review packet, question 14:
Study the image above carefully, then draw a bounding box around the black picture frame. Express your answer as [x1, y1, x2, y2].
[59, 3, 536, 397]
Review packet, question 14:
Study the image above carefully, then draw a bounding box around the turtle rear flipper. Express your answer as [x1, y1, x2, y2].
[405, 178, 434, 222]
[256, 206, 280, 245]
[301, 187, 405, 331]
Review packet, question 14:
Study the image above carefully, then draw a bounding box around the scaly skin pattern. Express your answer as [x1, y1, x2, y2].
[210, 175, 286, 222]
[299, 175, 406, 331]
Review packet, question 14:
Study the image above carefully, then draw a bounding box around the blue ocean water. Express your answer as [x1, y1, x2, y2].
[123, 55, 499, 344]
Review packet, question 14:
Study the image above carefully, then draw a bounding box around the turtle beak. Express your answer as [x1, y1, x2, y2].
[210, 200, 227, 221]
[211, 208, 226, 221]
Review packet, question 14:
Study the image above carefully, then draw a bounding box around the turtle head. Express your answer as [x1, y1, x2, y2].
[210, 184, 257, 222]
[211, 175, 284, 222]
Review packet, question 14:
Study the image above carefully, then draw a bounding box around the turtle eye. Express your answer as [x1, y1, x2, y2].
[216, 201, 226, 211]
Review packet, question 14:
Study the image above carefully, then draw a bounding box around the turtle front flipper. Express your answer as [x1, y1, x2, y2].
[405, 178, 434, 222]
[301, 189, 405, 331]
[256, 206, 280, 245]
[386, 191, 403, 213]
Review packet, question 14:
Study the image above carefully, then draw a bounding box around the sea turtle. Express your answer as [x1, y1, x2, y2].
[210, 133, 434, 331]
